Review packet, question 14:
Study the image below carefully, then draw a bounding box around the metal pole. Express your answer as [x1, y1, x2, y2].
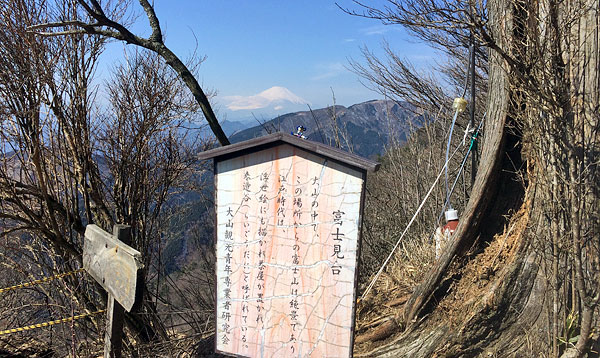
[469, 2, 478, 186]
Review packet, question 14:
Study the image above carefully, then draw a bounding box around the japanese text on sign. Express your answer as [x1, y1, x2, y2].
[216, 144, 364, 358]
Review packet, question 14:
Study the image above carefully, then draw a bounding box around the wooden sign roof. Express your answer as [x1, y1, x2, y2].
[197, 132, 380, 173]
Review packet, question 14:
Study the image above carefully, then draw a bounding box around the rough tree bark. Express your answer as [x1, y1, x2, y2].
[403, 0, 523, 327]
[357, 0, 599, 356]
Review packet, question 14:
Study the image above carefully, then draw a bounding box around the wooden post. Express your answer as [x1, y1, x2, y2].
[104, 225, 131, 358]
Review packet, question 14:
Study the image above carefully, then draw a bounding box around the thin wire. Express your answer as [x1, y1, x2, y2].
[446, 43, 474, 207]
[462, 44, 473, 98]
[430, 113, 486, 243]
[359, 143, 463, 302]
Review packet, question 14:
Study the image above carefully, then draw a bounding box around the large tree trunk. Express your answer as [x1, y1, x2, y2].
[356, 0, 600, 356]
[403, 0, 524, 329]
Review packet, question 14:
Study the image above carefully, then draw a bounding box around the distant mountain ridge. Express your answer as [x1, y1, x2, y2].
[229, 99, 414, 158]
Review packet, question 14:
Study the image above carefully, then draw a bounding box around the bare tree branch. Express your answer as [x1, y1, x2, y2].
[28, 0, 231, 146]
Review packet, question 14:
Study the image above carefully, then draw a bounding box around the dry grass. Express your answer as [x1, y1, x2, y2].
[355, 237, 438, 352]
[436, 200, 530, 321]
[353, 199, 531, 355]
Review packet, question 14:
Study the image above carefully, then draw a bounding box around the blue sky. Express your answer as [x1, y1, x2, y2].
[100, 1, 436, 121]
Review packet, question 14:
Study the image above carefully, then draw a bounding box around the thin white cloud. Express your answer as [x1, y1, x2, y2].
[343, 38, 356, 43]
[360, 25, 396, 35]
[224, 86, 308, 111]
[311, 62, 347, 81]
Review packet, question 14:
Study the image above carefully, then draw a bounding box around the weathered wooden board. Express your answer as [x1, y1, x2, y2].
[215, 144, 365, 358]
[83, 224, 143, 312]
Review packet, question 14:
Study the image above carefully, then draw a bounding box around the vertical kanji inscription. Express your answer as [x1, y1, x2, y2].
[216, 144, 364, 358]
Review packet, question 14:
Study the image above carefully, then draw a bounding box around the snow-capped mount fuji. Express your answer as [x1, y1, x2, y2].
[224, 86, 308, 112]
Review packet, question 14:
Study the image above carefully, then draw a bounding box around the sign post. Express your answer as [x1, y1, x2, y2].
[83, 224, 143, 358]
[199, 133, 379, 358]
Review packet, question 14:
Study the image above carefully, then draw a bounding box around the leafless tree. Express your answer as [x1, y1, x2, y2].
[1, 0, 111, 353]
[342, 0, 600, 357]
[29, 0, 230, 146]
[0, 0, 213, 354]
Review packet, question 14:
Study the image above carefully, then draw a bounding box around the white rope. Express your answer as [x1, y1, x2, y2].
[462, 122, 474, 146]
[359, 143, 463, 302]
[433, 113, 487, 232]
